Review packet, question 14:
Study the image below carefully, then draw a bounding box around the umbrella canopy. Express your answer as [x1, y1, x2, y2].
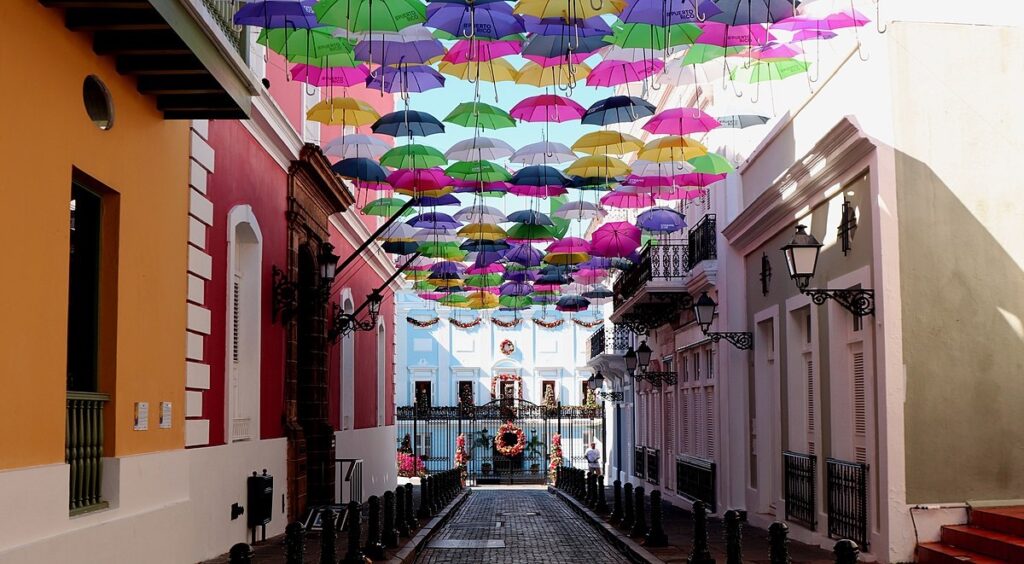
[323, 133, 390, 160]
[509, 141, 577, 165]
[380, 144, 448, 169]
[408, 211, 461, 229]
[587, 58, 664, 86]
[555, 294, 591, 312]
[443, 102, 517, 130]
[290, 64, 369, 87]
[306, 97, 380, 126]
[515, 62, 593, 87]
[500, 282, 534, 296]
[636, 206, 687, 233]
[513, 0, 625, 20]
[565, 155, 631, 177]
[522, 34, 609, 58]
[716, 114, 770, 128]
[507, 209, 554, 225]
[591, 221, 642, 257]
[607, 22, 702, 50]
[547, 236, 591, 254]
[331, 157, 389, 183]
[505, 243, 545, 266]
[730, 59, 810, 83]
[572, 268, 608, 284]
[643, 108, 721, 135]
[709, 0, 798, 25]
[314, 0, 426, 31]
[510, 165, 570, 187]
[618, 0, 721, 24]
[437, 59, 519, 83]
[411, 194, 461, 206]
[600, 190, 655, 209]
[233, 0, 319, 28]
[572, 131, 644, 156]
[638, 136, 708, 162]
[687, 152, 735, 173]
[257, 27, 354, 58]
[445, 160, 511, 182]
[510, 95, 587, 123]
[581, 95, 656, 125]
[362, 197, 412, 217]
[456, 222, 508, 240]
[354, 33, 445, 65]
[365, 64, 446, 93]
[506, 223, 556, 242]
[372, 110, 446, 137]
[388, 168, 453, 192]
[426, 3, 526, 38]
[446, 137, 516, 161]
[443, 39, 522, 63]
[553, 200, 605, 220]
[522, 15, 611, 36]
[454, 204, 508, 223]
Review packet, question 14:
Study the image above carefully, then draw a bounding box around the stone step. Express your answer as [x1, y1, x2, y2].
[917, 542, 1007, 564]
[972, 507, 1024, 537]
[941, 525, 1024, 562]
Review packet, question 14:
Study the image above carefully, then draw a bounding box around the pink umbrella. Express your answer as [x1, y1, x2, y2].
[510, 94, 586, 123]
[774, 10, 869, 31]
[600, 190, 656, 209]
[573, 268, 607, 284]
[290, 64, 371, 87]
[418, 292, 447, 301]
[466, 263, 505, 275]
[790, 29, 838, 42]
[643, 108, 721, 135]
[658, 187, 706, 201]
[387, 168, 453, 192]
[443, 39, 521, 64]
[674, 172, 727, 186]
[696, 22, 773, 47]
[586, 59, 664, 87]
[508, 185, 569, 198]
[523, 52, 592, 68]
[591, 221, 642, 258]
[741, 42, 803, 60]
[547, 237, 591, 254]
[624, 174, 674, 189]
[533, 283, 563, 293]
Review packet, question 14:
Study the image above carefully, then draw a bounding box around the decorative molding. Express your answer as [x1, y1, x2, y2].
[722, 118, 877, 256]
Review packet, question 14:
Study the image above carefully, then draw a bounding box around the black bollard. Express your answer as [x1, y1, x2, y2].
[631, 486, 647, 538]
[427, 476, 438, 515]
[404, 483, 418, 530]
[622, 483, 635, 530]
[364, 495, 385, 560]
[343, 501, 365, 564]
[417, 478, 430, 519]
[395, 486, 410, 538]
[587, 472, 596, 507]
[768, 522, 790, 564]
[833, 539, 859, 564]
[319, 508, 337, 564]
[645, 490, 668, 546]
[610, 480, 623, 523]
[724, 510, 742, 564]
[596, 475, 609, 514]
[689, 501, 714, 564]
[228, 543, 254, 564]
[382, 490, 399, 548]
[555, 466, 562, 488]
[285, 522, 305, 564]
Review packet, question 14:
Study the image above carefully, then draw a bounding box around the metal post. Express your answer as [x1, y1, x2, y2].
[405, 483, 417, 530]
[768, 522, 790, 564]
[610, 480, 623, 523]
[319, 508, 336, 564]
[725, 509, 742, 564]
[689, 501, 714, 564]
[631, 486, 647, 538]
[596, 473, 609, 514]
[622, 483, 635, 530]
[383, 490, 400, 547]
[342, 501, 364, 564]
[601, 400, 607, 478]
[417, 477, 430, 519]
[228, 543, 254, 564]
[833, 539, 859, 564]
[284, 522, 305, 564]
[364, 495, 385, 560]
[395, 486, 410, 538]
[645, 490, 667, 546]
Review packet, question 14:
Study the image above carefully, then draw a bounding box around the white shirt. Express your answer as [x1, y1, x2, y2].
[585, 448, 600, 468]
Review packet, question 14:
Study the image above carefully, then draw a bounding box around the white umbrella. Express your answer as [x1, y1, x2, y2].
[413, 228, 459, 243]
[445, 137, 515, 161]
[509, 141, 577, 165]
[658, 60, 724, 87]
[454, 204, 509, 223]
[553, 200, 605, 220]
[382, 222, 417, 240]
[630, 159, 694, 176]
[323, 133, 390, 160]
[601, 46, 667, 62]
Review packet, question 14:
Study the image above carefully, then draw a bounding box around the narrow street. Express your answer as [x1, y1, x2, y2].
[416, 487, 626, 564]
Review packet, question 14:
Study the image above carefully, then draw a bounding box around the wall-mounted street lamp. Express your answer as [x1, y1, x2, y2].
[587, 371, 623, 401]
[635, 341, 652, 374]
[622, 346, 638, 376]
[271, 243, 340, 324]
[328, 290, 383, 341]
[693, 292, 753, 350]
[781, 224, 875, 317]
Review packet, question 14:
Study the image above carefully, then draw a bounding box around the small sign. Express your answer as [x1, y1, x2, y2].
[134, 402, 149, 431]
[159, 402, 172, 429]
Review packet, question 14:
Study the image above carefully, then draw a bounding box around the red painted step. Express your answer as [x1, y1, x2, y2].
[972, 507, 1024, 537]
[917, 542, 1007, 564]
[940, 525, 1024, 562]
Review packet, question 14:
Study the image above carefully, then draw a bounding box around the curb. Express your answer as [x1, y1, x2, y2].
[387, 489, 472, 564]
[549, 486, 665, 564]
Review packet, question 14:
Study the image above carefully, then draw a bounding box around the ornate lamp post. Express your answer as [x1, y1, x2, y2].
[693, 292, 752, 350]
[781, 224, 874, 317]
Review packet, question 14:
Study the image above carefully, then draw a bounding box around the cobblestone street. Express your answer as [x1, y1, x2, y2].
[416, 486, 627, 564]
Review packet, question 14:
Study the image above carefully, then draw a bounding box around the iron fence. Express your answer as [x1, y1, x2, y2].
[676, 454, 716, 513]
[646, 447, 660, 485]
[687, 214, 717, 267]
[590, 326, 606, 358]
[826, 457, 869, 548]
[783, 451, 817, 530]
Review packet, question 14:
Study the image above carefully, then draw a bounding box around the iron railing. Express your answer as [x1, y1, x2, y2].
[687, 214, 717, 267]
[826, 457, 869, 548]
[335, 458, 363, 505]
[613, 243, 690, 308]
[67, 392, 110, 515]
[783, 450, 817, 530]
[590, 326, 606, 358]
[589, 323, 631, 359]
[676, 454, 716, 513]
[200, 0, 248, 58]
[633, 446, 646, 479]
[646, 447, 660, 485]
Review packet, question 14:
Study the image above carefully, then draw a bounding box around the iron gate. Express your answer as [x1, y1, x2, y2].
[396, 399, 604, 485]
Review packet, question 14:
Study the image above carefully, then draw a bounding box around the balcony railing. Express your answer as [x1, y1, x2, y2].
[687, 214, 717, 267]
[613, 243, 690, 309]
[67, 392, 110, 515]
[589, 323, 631, 359]
[784, 450, 817, 530]
[200, 0, 248, 58]
[826, 457, 869, 548]
[590, 326, 606, 357]
[633, 446, 646, 479]
[646, 447, 660, 485]
[676, 454, 716, 512]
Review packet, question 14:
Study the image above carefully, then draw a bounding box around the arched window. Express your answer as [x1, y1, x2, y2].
[377, 320, 386, 426]
[340, 290, 355, 431]
[226, 206, 262, 442]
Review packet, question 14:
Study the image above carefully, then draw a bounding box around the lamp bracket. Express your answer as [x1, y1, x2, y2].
[617, 292, 692, 335]
[639, 371, 677, 388]
[596, 391, 624, 402]
[707, 331, 754, 350]
[328, 303, 377, 342]
[803, 288, 875, 317]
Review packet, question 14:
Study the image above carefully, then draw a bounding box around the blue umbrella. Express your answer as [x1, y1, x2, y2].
[716, 114, 770, 129]
[582, 284, 614, 299]
[521, 34, 608, 57]
[507, 209, 554, 225]
[510, 165, 569, 187]
[331, 157, 388, 183]
[556, 294, 591, 312]
[505, 244, 545, 266]
[531, 294, 559, 305]
[372, 110, 445, 137]
[430, 261, 464, 275]
[383, 240, 419, 254]
[568, 175, 618, 190]
[503, 268, 539, 282]
[233, 0, 319, 28]
[460, 240, 511, 252]
[500, 282, 533, 296]
[407, 211, 461, 229]
[470, 250, 507, 266]
[581, 96, 657, 125]
[411, 194, 461, 207]
[637, 207, 687, 233]
[537, 271, 571, 284]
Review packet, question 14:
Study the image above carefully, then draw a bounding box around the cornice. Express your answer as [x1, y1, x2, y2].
[722, 117, 876, 255]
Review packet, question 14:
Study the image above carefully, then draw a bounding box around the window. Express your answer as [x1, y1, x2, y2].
[68, 184, 103, 392]
[340, 293, 355, 430]
[82, 75, 114, 130]
[541, 380, 556, 405]
[415, 381, 432, 409]
[458, 381, 475, 407]
[226, 206, 262, 442]
[581, 380, 590, 404]
[377, 322, 386, 426]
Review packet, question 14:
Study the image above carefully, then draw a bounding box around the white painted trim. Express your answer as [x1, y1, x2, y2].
[340, 289, 355, 431]
[185, 419, 210, 447]
[224, 205, 263, 444]
[751, 305, 781, 517]
[376, 319, 386, 427]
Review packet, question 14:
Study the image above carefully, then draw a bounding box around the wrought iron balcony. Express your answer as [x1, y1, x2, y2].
[687, 214, 717, 268]
[646, 447, 660, 485]
[67, 392, 110, 515]
[589, 323, 632, 359]
[612, 242, 690, 310]
[200, 0, 249, 58]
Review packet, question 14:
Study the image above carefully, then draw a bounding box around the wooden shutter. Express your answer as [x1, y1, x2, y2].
[805, 353, 815, 456]
[705, 387, 715, 459]
[852, 344, 868, 464]
[681, 390, 690, 454]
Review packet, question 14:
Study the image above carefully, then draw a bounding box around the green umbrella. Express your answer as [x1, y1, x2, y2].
[464, 273, 504, 288]
[445, 161, 511, 182]
[608, 22, 701, 50]
[362, 197, 413, 217]
[288, 50, 359, 68]
[314, 0, 426, 32]
[439, 293, 469, 307]
[506, 223, 555, 241]
[731, 59, 809, 83]
[681, 44, 742, 65]
[687, 153, 734, 174]
[380, 144, 447, 169]
[500, 296, 534, 309]
[257, 27, 354, 58]
[419, 242, 468, 260]
[443, 102, 517, 130]
[412, 280, 436, 291]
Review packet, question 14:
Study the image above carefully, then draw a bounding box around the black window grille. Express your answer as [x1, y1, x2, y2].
[826, 457, 869, 548]
[676, 454, 716, 512]
[783, 450, 817, 530]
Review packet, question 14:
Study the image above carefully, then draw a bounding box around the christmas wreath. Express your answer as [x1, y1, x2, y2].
[407, 316, 439, 328]
[491, 317, 522, 328]
[499, 339, 515, 355]
[449, 317, 482, 329]
[533, 317, 564, 329]
[571, 317, 604, 329]
[494, 422, 526, 457]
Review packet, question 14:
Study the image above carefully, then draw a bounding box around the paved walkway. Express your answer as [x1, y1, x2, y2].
[416, 486, 628, 564]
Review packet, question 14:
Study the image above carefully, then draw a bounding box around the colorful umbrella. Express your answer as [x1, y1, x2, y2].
[446, 137, 516, 161]
[233, 0, 319, 28]
[522, 52, 593, 68]
[586, 59, 664, 86]
[256, 27, 353, 58]
[443, 39, 522, 64]
[354, 32, 445, 65]
[730, 59, 809, 83]
[290, 64, 369, 86]
[555, 294, 590, 312]
[572, 131, 644, 156]
[636, 206, 687, 233]
[708, 0, 797, 25]
[443, 102, 517, 130]
[591, 221, 642, 257]
[553, 200, 605, 220]
[513, 0, 625, 20]
[618, 0, 720, 25]
[388, 168, 453, 192]
[687, 152, 734, 174]
[380, 144, 448, 169]
[515, 62, 593, 87]
[306, 97, 379, 126]
[366, 65, 446, 93]
[362, 197, 412, 217]
[509, 141, 577, 165]
[606, 22, 702, 50]
[505, 244, 545, 266]
[322, 133, 390, 159]
[331, 157, 389, 183]
[437, 59, 519, 83]
[565, 155, 631, 177]
[506, 223, 556, 242]
[372, 110, 445, 137]
[600, 190, 655, 209]
[314, 0, 426, 32]
[581, 95, 656, 125]
[643, 108, 721, 135]
[638, 136, 708, 162]
[510, 165, 570, 187]
[716, 114, 770, 128]
[507, 209, 554, 225]
[454, 204, 508, 223]
[445, 161, 511, 182]
[426, 2, 526, 39]
[510, 95, 586, 122]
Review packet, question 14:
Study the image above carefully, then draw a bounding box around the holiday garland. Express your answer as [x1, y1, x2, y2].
[490, 317, 522, 328]
[449, 317, 482, 329]
[407, 316, 439, 328]
[532, 317, 565, 329]
[494, 422, 526, 457]
[571, 318, 604, 329]
[490, 373, 523, 399]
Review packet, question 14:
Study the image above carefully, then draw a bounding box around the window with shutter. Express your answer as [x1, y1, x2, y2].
[705, 387, 715, 459]
[805, 354, 815, 455]
[852, 345, 867, 464]
[681, 391, 690, 454]
[226, 209, 262, 444]
[231, 277, 241, 364]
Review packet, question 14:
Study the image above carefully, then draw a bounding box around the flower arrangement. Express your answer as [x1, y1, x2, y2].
[454, 433, 468, 483]
[499, 339, 515, 356]
[532, 317, 564, 329]
[449, 317, 482, 329]
[397, 452, 427, 478]
[548, 433, 563, 482]
[571, 317, 604, 329]
[407, 316, 439, 328]
[494, 422, 526, 457]
[491, 317, 522, 328]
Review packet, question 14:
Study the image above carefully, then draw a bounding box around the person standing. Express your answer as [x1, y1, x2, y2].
[585, 442, 601, 476]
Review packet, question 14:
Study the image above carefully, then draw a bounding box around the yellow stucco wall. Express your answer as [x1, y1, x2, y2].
[0, 2, 188, 469]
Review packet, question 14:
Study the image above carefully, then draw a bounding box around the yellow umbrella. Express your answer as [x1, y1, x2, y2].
[516, 61, 592, 87]
[456, 223, 508, 240]
[637, 136, 708, 162]
[464, 291, 499, 309]
[404, 270, 430, 281]
[514, 0, 625, 19]
[394, 186, 454, 198]
[438, 60, 519, 83]
[571, 131, 644, 156]
[306, 97, 380, 126]
[565, 155, 631, 178]
[543, 251, 589, 266]
[427, 278, 464, 289]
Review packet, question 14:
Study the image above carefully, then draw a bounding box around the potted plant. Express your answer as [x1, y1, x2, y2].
[472, 429, 492, 475]
[525, 432, 544, 474]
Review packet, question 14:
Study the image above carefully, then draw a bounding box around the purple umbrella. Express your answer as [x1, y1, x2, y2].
[579, 257, 613, 269]
[504, 269, 539, 282]
[355, 37, 445, 65]
[366, 65, 445, 94]
[426, 3, 525, 39]
[505, 244, 545, 267]
[430, 261, 465, 276]
[500, 282, 533, 296]
[290, 64, 370, 87]
[411, 194, 461, 207]
[556, 294, 591, 312]
[591, 221, 642, 258]
[470, 250, 507, 266]
[547, 237, 591, 254]
[637, 207, 687, 233]
[619, 0, 721, 25]
[233, 0, 319, 28]
[522, 15, 611, 37]
[407, 211, 461, 229]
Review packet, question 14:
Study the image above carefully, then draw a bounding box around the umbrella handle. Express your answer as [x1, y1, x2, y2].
[694, 0, 706, 22]
[463, 7, 476, 38]
[589, 0, 603, 12]
[876, 0, 887, 33]
[751, 80, 760, 104]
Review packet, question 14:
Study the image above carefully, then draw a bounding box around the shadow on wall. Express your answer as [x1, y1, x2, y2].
[896, 150, 1024, 503]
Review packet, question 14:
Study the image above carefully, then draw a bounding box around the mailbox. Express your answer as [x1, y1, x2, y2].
[247, 469, 274, 529]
